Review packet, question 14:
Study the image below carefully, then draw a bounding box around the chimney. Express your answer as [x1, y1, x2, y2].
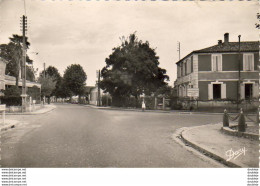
[218, 40, 222, 45]
[224, 33, 229, 44]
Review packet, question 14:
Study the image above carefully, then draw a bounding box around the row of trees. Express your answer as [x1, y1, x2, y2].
[1, 32, 171, 107]
[40, 64, 87, 103]
[0, 34, 88, 104]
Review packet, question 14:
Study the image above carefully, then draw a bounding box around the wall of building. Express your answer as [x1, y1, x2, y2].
[222, 54, 241, 71]
[198, 54, 211, 71]
[198, 71, 258, 80]
[198, 81, 209, 100]
[198, 52, 258, 72]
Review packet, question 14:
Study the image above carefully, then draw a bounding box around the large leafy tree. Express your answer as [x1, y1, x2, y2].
[0, 34, 33, 86]
[63, 64, 87, 99]
[100, 33, 169, 104]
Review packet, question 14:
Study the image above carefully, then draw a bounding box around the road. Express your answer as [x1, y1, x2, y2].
[1, 104, 223, 167]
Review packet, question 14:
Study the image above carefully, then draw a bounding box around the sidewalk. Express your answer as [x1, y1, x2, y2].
[1, 105, 56, 132]
[6, 104, 56, 115]
[180, 123, 259, 167]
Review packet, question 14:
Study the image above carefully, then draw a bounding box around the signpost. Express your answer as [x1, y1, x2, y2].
[187, 88, 199, 98]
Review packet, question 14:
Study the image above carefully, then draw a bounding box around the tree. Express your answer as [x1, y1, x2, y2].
[63, 64, 87, 100]
[39, 66, 62, 97]
[38, 75, 56, 102]
[100, 33, 169, 106]
[0, 34, 32, 86]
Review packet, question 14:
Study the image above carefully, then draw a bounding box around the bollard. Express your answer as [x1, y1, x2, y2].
[238, 108, 246, 132]
[223, 109, 229, 127]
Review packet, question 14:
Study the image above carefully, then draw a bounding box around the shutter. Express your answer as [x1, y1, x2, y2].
[212, 56, 215, 71]
[218, 55, 222, 71]
[243, 54, 246, 71]
[253, 83, 259, 98]
[240, 83, 245, 99]
[208, 84, 213, 100]
[221, 83, 226, 99]
[249, 55, 253, 71]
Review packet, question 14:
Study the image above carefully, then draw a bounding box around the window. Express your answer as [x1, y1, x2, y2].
[177, 65, 180, 77]
[180, 64, 183, 76]
[183, 62, 186, 76]
[211, 54, 222, 71]
[191, 56, 193, 73]
[245, 84, 253, 99]
[208, 82, 226, 100]
[213, 84, 221, 99]
[243, 53, 254, 71]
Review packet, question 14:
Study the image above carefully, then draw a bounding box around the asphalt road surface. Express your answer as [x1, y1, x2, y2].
[1, 104, 223, 167]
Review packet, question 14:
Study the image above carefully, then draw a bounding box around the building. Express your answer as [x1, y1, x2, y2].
[175, 33, 259, 101]
[0, 57, 41, 93]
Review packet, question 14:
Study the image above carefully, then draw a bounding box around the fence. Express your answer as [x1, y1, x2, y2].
[175, 98, 259, 113]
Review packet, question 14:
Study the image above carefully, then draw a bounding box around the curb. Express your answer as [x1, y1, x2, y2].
[180, 125, 247, 168]
[83, 105, 252, 115]
[5, 106, 56, 115]
[0, 120, 19, 132]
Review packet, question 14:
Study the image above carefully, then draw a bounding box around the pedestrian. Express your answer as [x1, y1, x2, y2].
[142, 100, 146, 112]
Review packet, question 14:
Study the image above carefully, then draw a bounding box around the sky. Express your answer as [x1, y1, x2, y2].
[0, 0, 258, 86]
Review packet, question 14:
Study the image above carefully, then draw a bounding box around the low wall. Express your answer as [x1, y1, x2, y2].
[6, 104, 44, 113]
[221, 126, 259, 140]
[177, 99, 259, 112]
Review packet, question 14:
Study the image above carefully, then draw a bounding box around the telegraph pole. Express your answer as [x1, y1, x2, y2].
[43, 62, 46, 78]
[97, 70, 101, 106]
[21, 15, 27, 112]
[237, 35, 241, 111]
[177, 41, 181, 60]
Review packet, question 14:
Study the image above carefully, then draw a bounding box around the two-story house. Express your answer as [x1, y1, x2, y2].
[175, 33, 259, 102]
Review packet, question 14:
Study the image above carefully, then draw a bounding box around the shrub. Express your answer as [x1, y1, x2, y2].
[1, 86, 22, 106]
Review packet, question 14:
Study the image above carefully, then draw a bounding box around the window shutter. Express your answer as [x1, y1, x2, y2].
[243, 54, 246, 71]
[191, 58, 193, 73]
[208, 84, 213, 100]
[212, 56, 216, 71]
[240, 84, 245, 99]
[249, 55, 253, 71]
[221, 83, 226, 99]
[218, 55, 222, 71]
[253, 83, 258, 98]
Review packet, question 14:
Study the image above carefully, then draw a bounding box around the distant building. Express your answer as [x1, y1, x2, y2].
[175, 33, 259, 101]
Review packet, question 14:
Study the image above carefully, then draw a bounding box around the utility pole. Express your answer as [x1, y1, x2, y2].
[21, 15, 27, 112]
[177, 41, 181, 60]
[237, 35, 241, 111]
[97, 70, 101, 106]
[43, 62, 46, 104]
[43, 62, 46, 78]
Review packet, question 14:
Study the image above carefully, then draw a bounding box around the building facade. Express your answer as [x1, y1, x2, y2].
[175, 33, 259, 101]
[0, 57, 41, 90]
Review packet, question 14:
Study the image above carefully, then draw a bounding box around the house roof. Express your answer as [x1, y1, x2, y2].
[176, 41, 259, 64]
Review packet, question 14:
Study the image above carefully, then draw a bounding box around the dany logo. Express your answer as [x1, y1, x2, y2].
[225, 147, 247, 162]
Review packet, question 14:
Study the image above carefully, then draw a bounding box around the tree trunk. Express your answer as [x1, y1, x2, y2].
[135, 94, 138, 108]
